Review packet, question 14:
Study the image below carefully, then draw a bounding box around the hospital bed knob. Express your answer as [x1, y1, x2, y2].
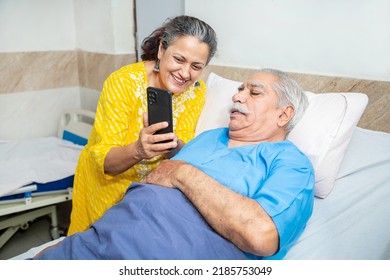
[20, 222, 29, 230]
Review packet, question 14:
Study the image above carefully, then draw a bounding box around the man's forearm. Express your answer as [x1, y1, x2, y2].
[173, 163, 279, 257]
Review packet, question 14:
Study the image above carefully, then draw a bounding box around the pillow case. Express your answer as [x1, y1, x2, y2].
[195, 72, 368, 198]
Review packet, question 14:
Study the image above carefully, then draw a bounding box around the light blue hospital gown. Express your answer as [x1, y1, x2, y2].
[172, 128, 315, 259]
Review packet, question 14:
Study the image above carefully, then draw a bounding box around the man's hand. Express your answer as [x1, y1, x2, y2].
[141, 159, 187, 188]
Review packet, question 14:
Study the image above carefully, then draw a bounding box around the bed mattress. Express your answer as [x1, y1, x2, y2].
[0, 137, 82, 198]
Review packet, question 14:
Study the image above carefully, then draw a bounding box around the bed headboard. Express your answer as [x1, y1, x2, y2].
[57, 109, 95, 145]
[201, 66, 390, 133]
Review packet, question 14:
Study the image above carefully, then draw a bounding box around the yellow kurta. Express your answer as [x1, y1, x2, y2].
[68, 61, 206, 235]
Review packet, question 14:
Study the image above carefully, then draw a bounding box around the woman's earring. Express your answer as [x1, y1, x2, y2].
[153, 60, 160, 72]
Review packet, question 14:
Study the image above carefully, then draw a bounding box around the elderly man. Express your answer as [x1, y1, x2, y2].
[34, 69, 314, 260]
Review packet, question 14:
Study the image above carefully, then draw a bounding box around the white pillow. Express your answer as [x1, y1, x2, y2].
[196, 72, 368, 198]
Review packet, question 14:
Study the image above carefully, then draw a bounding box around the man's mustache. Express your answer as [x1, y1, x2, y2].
[229, 102, 251, 115]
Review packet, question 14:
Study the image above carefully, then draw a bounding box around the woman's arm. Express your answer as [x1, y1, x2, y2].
[104, 114, 179, 175]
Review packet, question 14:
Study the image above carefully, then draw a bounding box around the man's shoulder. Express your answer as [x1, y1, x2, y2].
[264, 140, 313, 169]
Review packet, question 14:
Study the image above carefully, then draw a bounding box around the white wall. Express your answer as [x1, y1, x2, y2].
[74, 0, 134, 54]
[0, 88, 80, 139]
[0, 0, 134, 54]
[185, 0, 390, 81]
[0, 0, 76, 52]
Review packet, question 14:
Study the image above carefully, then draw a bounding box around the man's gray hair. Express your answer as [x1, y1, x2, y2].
[260, 68, 308, 133]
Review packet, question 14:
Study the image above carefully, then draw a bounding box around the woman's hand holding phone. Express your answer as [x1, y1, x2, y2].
[134, 113, 178, 160]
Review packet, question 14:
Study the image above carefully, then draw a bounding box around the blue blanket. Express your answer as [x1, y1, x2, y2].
[34, 183, 248, 260]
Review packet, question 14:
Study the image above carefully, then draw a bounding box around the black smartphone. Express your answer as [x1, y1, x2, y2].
[147, 86, 173, 140]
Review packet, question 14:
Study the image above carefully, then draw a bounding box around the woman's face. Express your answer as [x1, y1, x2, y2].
[157, 35, 209, 94]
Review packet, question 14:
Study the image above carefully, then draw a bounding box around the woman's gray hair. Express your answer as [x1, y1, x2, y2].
[161, 15, 217, 64]
[260, 68, 308, 133]
[141, 15, 217, 65]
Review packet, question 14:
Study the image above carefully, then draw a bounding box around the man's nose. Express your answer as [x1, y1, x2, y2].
[232, 90, 248, 103]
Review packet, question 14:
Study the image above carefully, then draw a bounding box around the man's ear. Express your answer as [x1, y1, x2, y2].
[278, 106, 294, 127]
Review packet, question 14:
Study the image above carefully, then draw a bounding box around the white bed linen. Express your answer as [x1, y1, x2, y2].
[0, 137, 83, 197]
[9, 127, 390, 260]
[285, 127, 390, 259]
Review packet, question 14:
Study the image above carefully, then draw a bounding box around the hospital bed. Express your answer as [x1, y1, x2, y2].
[0, 109, 95, 249]
[10, 72, 390, 260]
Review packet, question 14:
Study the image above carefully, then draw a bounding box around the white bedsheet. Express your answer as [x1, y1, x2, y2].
[285, 127, 390, 259]
[0, 137, 83, 197]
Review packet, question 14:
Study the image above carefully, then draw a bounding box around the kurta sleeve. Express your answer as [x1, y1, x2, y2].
[88, 71, 140, 180]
